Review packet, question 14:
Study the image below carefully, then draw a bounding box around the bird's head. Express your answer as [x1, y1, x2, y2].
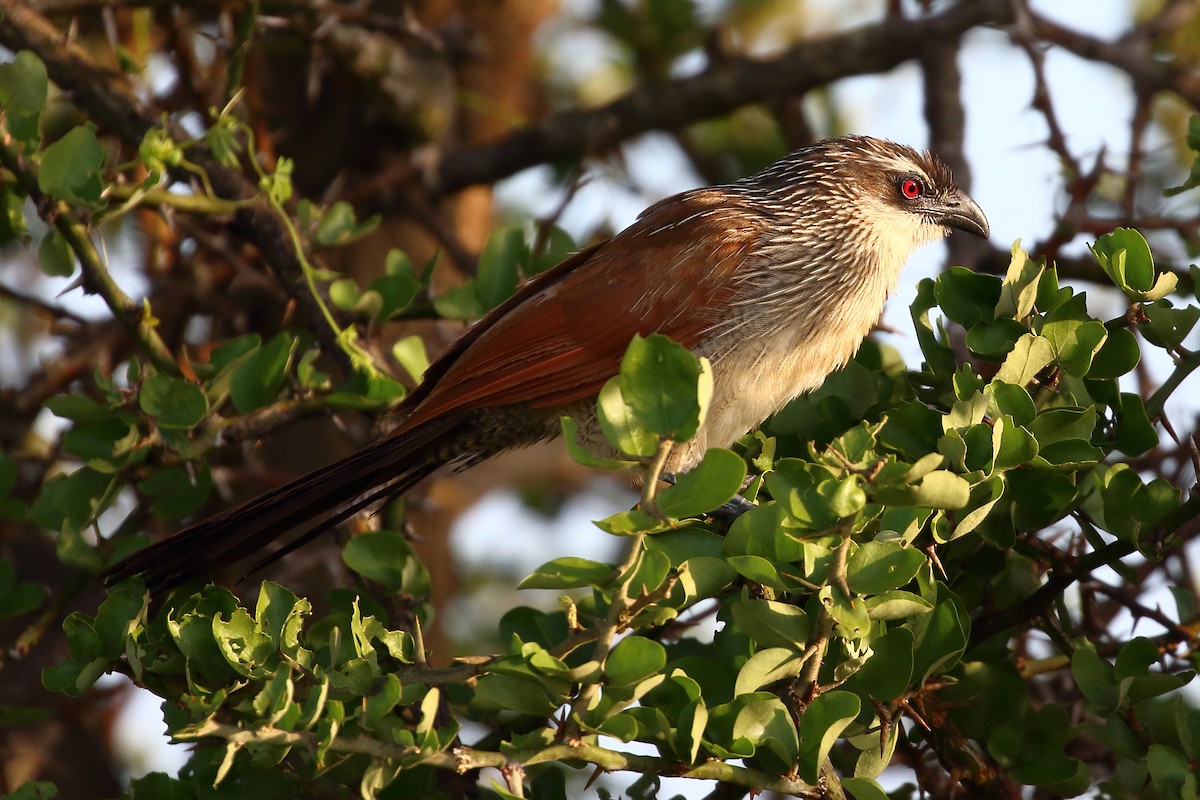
[745, 135, 989, 276]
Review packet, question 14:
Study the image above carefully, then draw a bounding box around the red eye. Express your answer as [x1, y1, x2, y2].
[901, 178, 922, 199]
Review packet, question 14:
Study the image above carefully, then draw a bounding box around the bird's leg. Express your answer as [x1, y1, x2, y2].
[710, 493, 757, 523]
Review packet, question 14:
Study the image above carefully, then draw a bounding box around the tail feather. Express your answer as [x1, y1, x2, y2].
[105, 417, 462, 592]
[240, 464, 425, 578]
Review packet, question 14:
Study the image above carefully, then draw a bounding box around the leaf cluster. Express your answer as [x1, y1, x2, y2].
[32, 229, 1200, 799]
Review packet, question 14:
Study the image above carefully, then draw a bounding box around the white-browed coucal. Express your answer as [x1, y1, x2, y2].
[107, 135, 989, 592]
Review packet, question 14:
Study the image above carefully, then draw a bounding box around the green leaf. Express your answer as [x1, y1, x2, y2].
[674, 696, 707, 765]
[328, 278, 362, 311]
[1112, 392, 1158, 456]
[991, 418, 1037, 472]
[342, 531, 425, 594]
[38, 125, 105, 207]
[764, 459, 842, 529]
[596, 377, 658, 458]
[139, 372, 208, 428]
[854, 728, 900, 782]
[618, 334, 711, 441]
[204, 115, 242, 168]
[1148, 744, 1198, 800]
[626, 548, 671, 596]
[655, 448, 746, 518]
[209, 333, 261, 370]
[1140, 301, 1200, 350]
[843, 627, 914, 701]
[864, 590, 932, 621]
[138, 464, 212, 520]
[831, 475, 867, 517]
[730, 599, 812, 650]
[31, 466, 116, 537]
[724, 556, 785, 593]
[474, 671, 561, 715]
[734, 647, 807, 695]
[212, 608, 275, 678]
[796, 691, 860, 785]
[3, 782, 57, 800]
[988, 704, 1082, 786]
[0, 51, 49, 148]
[1032, 406, 1097, 443]
[879, 401, 943, 459]
[1006, 468, 1077, 531]
[42, 654, 107, 697]
[313, 201, 379, 246]
[1087, 327, 1140, 379]
[61, 417, 139, 470]
[992, 333, 1055, 387]
[911, 278, 956, 376]
[0, 557, 45, 620]
[593, 507, 660, 535]
[360, 673, 402, 730]
[1035, 264, 1070, 312]
[729, 694, 798, 774]
[0, 183, 30, 246]
[37, 230, 75, 277]
[644, 526, 725, 563]
[529, 225, 576, 274]
[965, 318, 1027, 358]
[94, 584, 145, 658]
[229, 332, 297, 414]
[846, 540, 925, 594]
[392, 335, 428, 383]
[45, 395, 114, 422]
[165, 586, 241, 691]
[519, 557, 612, 590]
[295, 348, 330, 389]
[674, 556, 737, 604]
[909, 586, 968, 682]
[254, 581, 310, 655]
[1091, 227, 1178, 301]
[935, 266, 1001, 327]
[949, 474, 1006, 541]
[432, 281, 486, 320]
[605, 636, 666, 686]
[261, 156, 293, 204]
[137, 127, 182, 172]
[944, 390, 987, 431]
[826, 587, 871, 640]
[995, 241, 1044, 320]
[476, 225, 526, 309]
[724, 502, 804, 563]
[369, 249, 423, 321]
[1041, 294, 1108, 376]
[910, 470, 970, 510]
[842, 777, 890, 800]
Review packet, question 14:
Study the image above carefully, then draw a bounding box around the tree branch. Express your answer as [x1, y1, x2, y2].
[0, 131, 178, 374]
[400, 0, 1016, 196]
[0, 0, 357, 373]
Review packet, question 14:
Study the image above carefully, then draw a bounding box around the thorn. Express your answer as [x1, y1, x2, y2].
[900, 698, 931, 731]
[583, 765, 604, 790]
[925, 545, 948, 579]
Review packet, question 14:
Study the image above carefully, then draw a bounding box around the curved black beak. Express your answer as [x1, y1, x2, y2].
[936, 189, 990, 239]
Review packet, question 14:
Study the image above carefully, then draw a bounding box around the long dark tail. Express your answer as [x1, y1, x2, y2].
[105, 417, 464, 593]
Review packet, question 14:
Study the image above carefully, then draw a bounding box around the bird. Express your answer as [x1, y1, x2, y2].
[106, 135, 989, 592]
